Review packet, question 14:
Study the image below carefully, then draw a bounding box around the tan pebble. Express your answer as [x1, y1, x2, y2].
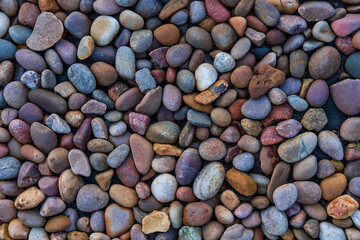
[14, 186, 46, 210]
[45, 215, 71, 232]
[142, 210, 170, 234]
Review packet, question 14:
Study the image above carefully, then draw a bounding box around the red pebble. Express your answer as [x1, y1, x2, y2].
[335, 37, 357, 55]
[0, 143, 9, 157]
[129, 112, 151, 135]
[151, 69, 166, 84]
[116, 154, 140, 187]
[9, 119, 32, 144]
[149, 47, 169, 68]
[331, 14, 360, 37]
[228, 99, 247, 121]
[176, 186, 198, 203]
[59, 132, 76, 150]
[73, 118, 93, 150]
[262, 103, 293, 127]
[205, 0, 231, 23]
[261, 126, 284, 145]
[345, 143, 360, 161]
[166, 67, 176, 83]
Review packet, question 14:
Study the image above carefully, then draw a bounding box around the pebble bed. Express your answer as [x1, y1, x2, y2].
[0, 0, 360, 239]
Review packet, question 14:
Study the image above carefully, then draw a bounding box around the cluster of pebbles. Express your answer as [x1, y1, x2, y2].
[1, 0, 360, 239]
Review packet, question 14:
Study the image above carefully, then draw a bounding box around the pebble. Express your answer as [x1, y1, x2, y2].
[319, 222, 346, 240]
[318, 131, 344, 160]
[166, 43, 192, 68]
[298, 1, 335, 22]
[313, 21, 336, 42]
[213, 52, 235, 73]
[105, 203, 134, 237]
[308, 46, 341, 80]
[273, 183, 297, 211]
[199, 138, 226, 161]
[142, 210, 171, 234]
[261, 206, 288, 236]
[68, 63, 96, 94]
[119, 10, 144, 30]
[294, 181, 322, 204]
[346, 52, 360, 79]
[130, 30, 153, 53]
[193, 162, 225, 200]
[211, 23, 237, 50]
[287, 95, 308, 111]
[116, 46, 135, 80]
[233, 153, 254, 171]
[76, 184, 109, 212]
[327, 195, 359, 219]
[331, 14, 360, 37]
[276, 15, 307, 35]
[301, 108, 328, 132]
[241, 96, 272, 120]
[226, 168, 257, 196]
[26, 12, 64, 51]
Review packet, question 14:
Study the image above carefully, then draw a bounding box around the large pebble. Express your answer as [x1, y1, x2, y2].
[308, 46, 341, 80]
[26, 12, 64, 51]
[105, 203, 134, 237]
[272, 183, 297, 211]
[278, 132, 317, 163]
[261, 206, 288, 236]
[77, 184, 109, 212]
[28, 89, 68, 115]
[298, 1, 335, 22]
[241, 96, 272, 120]
[319, 222, 346, 240]
[151, 173, 177, 203]
[193, 162, 225, 200]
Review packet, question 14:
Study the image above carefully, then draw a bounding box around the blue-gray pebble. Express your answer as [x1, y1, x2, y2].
[0, 156, 21, 180]
[176, 69, 195, 93]
[9, 25, 32, 45]
[241, 96, 272, 120]
[170, 9, 188, 25]
[135, 68, 157, 93]
[130, 30, 153, 53]
[287, 95, 308, 111]
[345, 51, 360, 79]
[116, 46, 136, 80]
[233, 152, 254, 171]
[187, 109, 211, 127]
[93, 89, 115, 109]
[67, 63, 96, 94]
[190, 1, 206, 23]
[0, 39, 16, 61]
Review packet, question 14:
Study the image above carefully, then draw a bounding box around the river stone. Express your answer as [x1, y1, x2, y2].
[278, 132, 317, 163]
[0, 39, 16, 61]
[308, 46, 341, 80]
[298, 1, 335, 22]
[9, 25, 32, 45]
[146, 121, 180, 144]
[116, 46, 135, 80]
[319, 222, 346, 240]
[30, 122, 58, 154]
[0, 156, 21, 180]
[135, 68, 156, 93]
[26, 12, 64, 51]
[151, 173, 177, 203]
[241, 96, 271, 120]
[318, 130, 344, 160]
[67, 63, 96, 94]
[76, 184, 109, 212]
[28, 89, 68, 115]
[254, 0, 280, 27]
[193, 162, 225, 200]
[272, 183, 297, 211]
[261, 206, 288, 236]
[294, 181, 322, 204]
[331, 79, 360, 116]
[346, 52, 360, 79]
[107, 144, 130, 168]
[187, 109, 212, 127]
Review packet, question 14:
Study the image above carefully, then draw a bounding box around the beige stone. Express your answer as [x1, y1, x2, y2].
[142, 210, 171, 234]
